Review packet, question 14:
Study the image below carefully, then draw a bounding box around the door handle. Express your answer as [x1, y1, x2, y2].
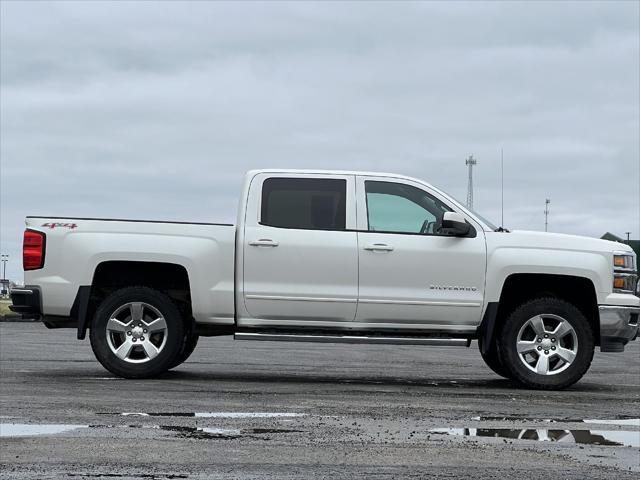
[364, 243, 394, 252]
[249, 239, 279, 247]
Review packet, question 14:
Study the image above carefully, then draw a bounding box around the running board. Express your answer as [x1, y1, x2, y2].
[234, 332, 469, 346]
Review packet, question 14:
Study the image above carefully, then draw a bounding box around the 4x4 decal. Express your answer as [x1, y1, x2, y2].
[41, 222, 78, 229]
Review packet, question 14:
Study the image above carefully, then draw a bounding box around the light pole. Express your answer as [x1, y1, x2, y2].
[1, 254, 8, 280]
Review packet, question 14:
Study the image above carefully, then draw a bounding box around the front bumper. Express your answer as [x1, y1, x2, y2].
[599, 305, 639, 352]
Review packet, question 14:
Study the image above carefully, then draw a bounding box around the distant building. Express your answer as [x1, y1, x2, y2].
[601, 232, 640, 258]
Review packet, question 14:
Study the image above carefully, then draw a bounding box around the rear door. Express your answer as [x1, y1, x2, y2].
[241, 173, 358, 327]
[355, 176, 486, 332]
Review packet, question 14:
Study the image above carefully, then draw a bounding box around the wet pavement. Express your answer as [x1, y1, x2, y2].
[1, 322, 639, 479]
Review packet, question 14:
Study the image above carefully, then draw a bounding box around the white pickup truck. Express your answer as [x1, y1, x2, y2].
[10, 169, 639, 389]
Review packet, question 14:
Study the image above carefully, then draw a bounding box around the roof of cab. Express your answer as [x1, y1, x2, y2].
[246, 169, 435, 188]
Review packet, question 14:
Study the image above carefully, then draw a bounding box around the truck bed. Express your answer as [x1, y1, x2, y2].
[23, 216, 237, 325]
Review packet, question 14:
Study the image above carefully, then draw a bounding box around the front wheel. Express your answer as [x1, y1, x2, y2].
[498, 297, 594, 390]
[90, 287, 185, 378]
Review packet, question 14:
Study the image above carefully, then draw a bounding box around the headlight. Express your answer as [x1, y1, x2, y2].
[613, 252, 637, 294]
[614, 254, 635, 270]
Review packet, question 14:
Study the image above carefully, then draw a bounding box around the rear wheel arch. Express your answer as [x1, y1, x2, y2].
[78, 260, 194, 339]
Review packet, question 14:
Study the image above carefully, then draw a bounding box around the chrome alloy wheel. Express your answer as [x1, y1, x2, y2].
[106, 302, 168, 363]
[515, 314, 578, 376]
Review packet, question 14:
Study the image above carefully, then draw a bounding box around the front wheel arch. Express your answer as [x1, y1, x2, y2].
[482, 273, 600, 348]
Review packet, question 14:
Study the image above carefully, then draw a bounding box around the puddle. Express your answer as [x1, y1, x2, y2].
[247, 428, 303, 434]
[160, 425, 242, 439]
[470, 416, 639, 426]
[67, 474, 187, 479]
[0, 423, 86, 437]
[106, 412, 306, 419]
[430, 428, 640, 447]
[584, 419, 640, 427]
[194, 412, 305, 419]
[1, 422, 303, 440]
[152, 425, 301, 439]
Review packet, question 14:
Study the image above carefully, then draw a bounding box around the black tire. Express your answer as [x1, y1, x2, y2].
[90, 286, 185, 379]
[498, 297, 594, 390]
[478, 337, 511, 379]
[170, 331, 199, 369]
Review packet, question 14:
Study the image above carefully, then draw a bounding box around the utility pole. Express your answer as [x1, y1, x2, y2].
[465, 155, 477, 209]
[1, 254, 7, 280]
[544, 199, 550, 232]
[625, 232, 631, 243]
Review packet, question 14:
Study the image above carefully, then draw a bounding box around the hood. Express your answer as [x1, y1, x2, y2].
[487, 230, 635, 256]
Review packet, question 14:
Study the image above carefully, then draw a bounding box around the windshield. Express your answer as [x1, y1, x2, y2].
[443, 193, 500, 231]
[469, 209, 499, 231]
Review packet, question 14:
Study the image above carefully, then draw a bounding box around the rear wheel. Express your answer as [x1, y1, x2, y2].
[90, 287, 184, 378]
[498, 297, 594, 390]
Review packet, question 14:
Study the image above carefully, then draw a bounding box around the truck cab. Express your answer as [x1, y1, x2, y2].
[237, 171, 485, 333]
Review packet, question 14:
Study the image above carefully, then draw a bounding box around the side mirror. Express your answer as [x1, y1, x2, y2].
[442, 212, 471, 237]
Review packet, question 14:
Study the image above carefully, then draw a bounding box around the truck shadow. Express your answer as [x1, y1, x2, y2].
[154, 369, 607, 392]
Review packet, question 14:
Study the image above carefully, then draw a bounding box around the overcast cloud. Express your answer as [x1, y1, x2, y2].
[1, 1, 639, 281]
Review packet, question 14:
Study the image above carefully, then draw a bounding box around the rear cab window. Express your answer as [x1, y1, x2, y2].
[261, 177, 347, 231]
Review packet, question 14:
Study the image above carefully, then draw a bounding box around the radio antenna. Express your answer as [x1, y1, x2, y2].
[501, 148, 504, 229]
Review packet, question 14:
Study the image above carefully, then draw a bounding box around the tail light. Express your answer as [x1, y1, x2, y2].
[23, 229, 46, 270]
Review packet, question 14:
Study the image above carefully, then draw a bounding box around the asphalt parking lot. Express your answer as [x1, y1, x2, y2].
[1, 322, 639, 479]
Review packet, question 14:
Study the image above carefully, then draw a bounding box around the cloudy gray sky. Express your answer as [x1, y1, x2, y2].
[1, 1, 639, 281]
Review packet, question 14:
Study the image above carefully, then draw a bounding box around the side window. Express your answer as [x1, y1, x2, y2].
[261, 177, 346, 230]
[365, 181, 450, 234]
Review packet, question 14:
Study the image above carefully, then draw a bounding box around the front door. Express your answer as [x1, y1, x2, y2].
[355, 176, 486, 332]
[241, 173, 358, 327]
